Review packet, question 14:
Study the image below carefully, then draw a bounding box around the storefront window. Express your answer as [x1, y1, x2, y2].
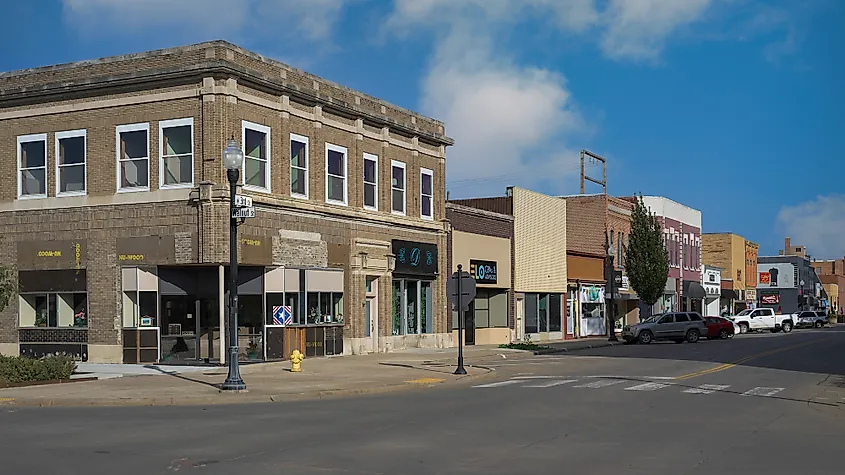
[392, 279, 433, 335]
[524, 293, 562, 334]
[549, 294, 562, 332]
[303, 292, 344, 324]
[20, 292, 88, 328]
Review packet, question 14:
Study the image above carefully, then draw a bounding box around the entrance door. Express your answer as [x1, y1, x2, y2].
[160, 295, 197, 363]
[365, 277, 379, 353]
[464, 305, 476, 346]
[196, 297, 219, 363]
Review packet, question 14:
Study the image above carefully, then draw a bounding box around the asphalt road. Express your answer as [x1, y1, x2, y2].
[2, 327, 844, 474]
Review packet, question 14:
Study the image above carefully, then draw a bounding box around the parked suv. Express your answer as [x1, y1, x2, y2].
[794, 311, 827, 329]
[622, 312, 708, 344]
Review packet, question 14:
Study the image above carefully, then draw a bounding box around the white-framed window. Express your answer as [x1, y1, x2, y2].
[290, 133, 309, 198]
[159, 118, 194, 188]
[17, 133, 47, 199]
[391, 160, 406, 215]
[325, 143, 348, 206]
[420, 167, 433, 220]
[363, 152, 378, 210]
[116, 123, 150, 192]
[242, 120, 271, 192]
[55, 130, 87, 196]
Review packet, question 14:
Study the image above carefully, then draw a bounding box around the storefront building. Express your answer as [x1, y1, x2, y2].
[446, 202, 513, 345]
[451, 187, 567, 342]
[0, 41, 453, 363]
[757, 254, 824, 314]
[703, 266, 721, 316]
[720, 279, 738, 316]
[561, 194, 639, 338]
[702, 233, 759, 313]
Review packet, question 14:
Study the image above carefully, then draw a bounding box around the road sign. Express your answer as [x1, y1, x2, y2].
[232, 206, 256, 219]
[446, 270, 476, 311]
[235, 195, 253, 207]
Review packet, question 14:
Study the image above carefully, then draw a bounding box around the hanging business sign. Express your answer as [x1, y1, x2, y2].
[761, 292, 779, 305]
[392, 240, 438, 276]
[469, 260, 497, 284]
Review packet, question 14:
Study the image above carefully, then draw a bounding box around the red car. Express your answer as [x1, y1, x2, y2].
[704, 316, 735, 339]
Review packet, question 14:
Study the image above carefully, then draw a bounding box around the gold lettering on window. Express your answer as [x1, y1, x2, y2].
[241, 239, 261, 246]
[37, 250, 62, 257]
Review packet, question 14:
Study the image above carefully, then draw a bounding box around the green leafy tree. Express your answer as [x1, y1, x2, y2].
[625, 195, 669, 316]
[0, 263, 15, 313]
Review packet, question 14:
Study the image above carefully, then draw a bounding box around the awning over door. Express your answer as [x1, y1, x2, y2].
[720, 289, 739, 300]
[683, 280, 707, 299]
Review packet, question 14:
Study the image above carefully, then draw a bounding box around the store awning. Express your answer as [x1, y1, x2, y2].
[683, 280, 707, 299]
[721, 289, 739, 300]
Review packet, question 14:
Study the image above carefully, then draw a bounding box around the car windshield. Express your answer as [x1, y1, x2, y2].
[736, 309, 752, 316]
[643, 314, 664, 323]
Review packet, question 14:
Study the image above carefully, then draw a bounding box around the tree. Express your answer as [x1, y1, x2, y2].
[625, 194, 669, 315]
[0, 263, 15, 313]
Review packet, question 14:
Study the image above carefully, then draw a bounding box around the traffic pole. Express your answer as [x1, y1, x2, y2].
[455, 264, 467, 375]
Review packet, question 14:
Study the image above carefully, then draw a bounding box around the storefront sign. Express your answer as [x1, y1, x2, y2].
[469, 260, 497, 284]
[17, 240, 87, 270]
[621, 276, 629, 291]
[761, 293, 779, 305]
[392, 240, 438, 276]
[746, 289, 757, 301]
[116, 236, 176, 264]
[580, 285, 605, 303]
[759, 272, 770, 284]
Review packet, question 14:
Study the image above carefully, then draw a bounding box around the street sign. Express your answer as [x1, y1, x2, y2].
[446, 270, 476, 311]
[232, 206, 256, 219]
[235, 195, 253, 207]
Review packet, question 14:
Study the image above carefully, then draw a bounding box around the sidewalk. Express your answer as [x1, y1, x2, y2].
[0, 339, 620, 407]
[534, 337, 625, 354]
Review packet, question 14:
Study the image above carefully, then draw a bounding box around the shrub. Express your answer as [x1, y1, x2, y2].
[0, 355, 77, 384]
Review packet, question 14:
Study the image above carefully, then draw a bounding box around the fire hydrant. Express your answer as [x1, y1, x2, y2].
[290, 349, 304, 372]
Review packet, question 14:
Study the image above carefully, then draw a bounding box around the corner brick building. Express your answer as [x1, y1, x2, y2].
[0, 41, 454, 364]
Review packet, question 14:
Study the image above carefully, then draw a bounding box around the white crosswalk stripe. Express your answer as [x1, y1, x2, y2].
[473, 380, 522, 388]
[523, 379, 578, 388]
[741, 387, 784, 397]
[573, 380, 625, 388]
[683, 384, 730, 394]
[625, 382, 669, 391]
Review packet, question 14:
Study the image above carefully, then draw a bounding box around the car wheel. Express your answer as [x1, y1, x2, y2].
[719, 329, 729, 339]
[738, 323, 749, 334]
[815, 321, 823, 328]
[782, 321, 793, 333]
[638, 331, 653, 344]
[685, 329, 700, 343]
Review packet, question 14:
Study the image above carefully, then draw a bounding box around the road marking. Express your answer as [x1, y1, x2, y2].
[523, 379, 578, 388]
[473, 380, 522, 388]
[587, 375, 676, 381]
[674, 337, 830, 381]
[574, 380, 624, 388]
[741, 387, 784, 397]
[683, 384, 730, 394]
[405, 378, 444, 385]
[624, 382, 669, 391]
[512, 375, 562, 380]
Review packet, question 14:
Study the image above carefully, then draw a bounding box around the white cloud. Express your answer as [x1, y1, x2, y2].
[600, 0, 715, 61]
[776, 195, 845, 259]
[62, 0, 347, 42]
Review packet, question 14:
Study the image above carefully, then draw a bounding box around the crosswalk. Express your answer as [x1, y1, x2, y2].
[473, 376, 785, 398]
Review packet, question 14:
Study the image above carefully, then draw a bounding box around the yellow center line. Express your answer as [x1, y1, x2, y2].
[673, 337, 829, 381]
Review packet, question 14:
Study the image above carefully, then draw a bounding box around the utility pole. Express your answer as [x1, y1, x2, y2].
[580, 149, 607, 194]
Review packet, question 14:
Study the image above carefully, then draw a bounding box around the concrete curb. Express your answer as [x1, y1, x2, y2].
[0, 365, 493, 408]
[533, 341, 625, 355]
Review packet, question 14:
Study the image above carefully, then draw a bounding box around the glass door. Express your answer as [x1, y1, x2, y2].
[159, 295, 197, 362]
[197, 298, 219, 363]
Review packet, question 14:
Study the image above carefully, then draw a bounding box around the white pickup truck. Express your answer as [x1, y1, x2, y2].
[729, 308, 793, 334]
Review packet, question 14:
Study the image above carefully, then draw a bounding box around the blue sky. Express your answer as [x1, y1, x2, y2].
[2, 0, 843, 258]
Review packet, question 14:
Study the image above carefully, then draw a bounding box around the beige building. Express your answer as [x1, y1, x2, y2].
[702, 233, 758, 312]
[451, 186, 567, 342]
[0, 41, 454, 364]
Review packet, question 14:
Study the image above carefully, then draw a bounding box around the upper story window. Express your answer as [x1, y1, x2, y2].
[56, 130, 87, 196]
[391, 160, 406, 215]
[242, 121, 270, 192]
[17, 133, 47, 199]
[290, 133, 309, 198]
[116, 123, 150, 192]
[363, 152, 378, 210]
[159, 118, 194, 188]
[420, 168, 433, 220]
[325, 143, 348, 206]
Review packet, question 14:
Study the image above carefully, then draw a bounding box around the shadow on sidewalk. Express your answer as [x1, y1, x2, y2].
[145, 365, 222, 389]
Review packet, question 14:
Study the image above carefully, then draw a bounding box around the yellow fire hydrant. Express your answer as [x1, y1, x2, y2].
[290, 349, 304, 372]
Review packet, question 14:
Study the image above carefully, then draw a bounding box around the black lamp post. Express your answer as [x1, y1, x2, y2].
[606, 244, 619, 342]
[221, 138, 247, 392]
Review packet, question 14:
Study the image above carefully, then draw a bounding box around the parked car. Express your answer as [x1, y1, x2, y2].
[794, 311, 827, 329]
[704, 316, 735, 339]
[727, 308, 793, 334]
[622, 312, 708, 344]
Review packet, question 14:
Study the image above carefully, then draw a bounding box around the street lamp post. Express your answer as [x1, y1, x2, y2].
[607, 245, 619, 342]
[221, 137, 247, 392]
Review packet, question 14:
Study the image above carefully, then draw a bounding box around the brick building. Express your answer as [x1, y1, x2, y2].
[811, 251, 845, 314]
[0, 41, 454, 364]
[450, 187, 567, 342]
[561, 194, 639, 338]
[446, 202, 514, 345]
[701, 233, 758, 313]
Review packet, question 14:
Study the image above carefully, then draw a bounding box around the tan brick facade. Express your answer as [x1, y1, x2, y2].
[0, 41, 453, 362]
